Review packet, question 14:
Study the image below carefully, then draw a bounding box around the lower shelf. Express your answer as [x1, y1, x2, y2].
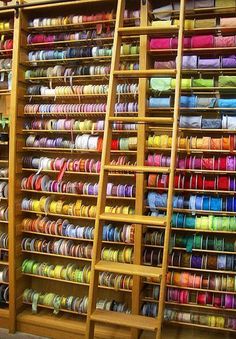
[17, 308, 131, 339]
[0, 307, 9, 329]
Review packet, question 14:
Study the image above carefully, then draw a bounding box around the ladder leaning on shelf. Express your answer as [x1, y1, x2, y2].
[85, 0, 185, 338]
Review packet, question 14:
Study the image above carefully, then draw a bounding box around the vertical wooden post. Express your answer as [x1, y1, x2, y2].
[8, 7, 21, 334]
[156, 1, 185, 338]
[131, 1, 149, 338]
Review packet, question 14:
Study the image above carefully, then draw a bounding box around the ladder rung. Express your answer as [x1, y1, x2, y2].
[95, 261, 163, 278]
[114, 70, 176, 78]
[104, 165, 170, 173]
[118, 26, 178, 36]
[109, 117, 173, 124]
[100, 213, 167, 226]
[91, 310, 158, 331]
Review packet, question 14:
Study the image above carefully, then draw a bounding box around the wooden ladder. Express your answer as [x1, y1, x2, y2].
[85, 0, 185, 338]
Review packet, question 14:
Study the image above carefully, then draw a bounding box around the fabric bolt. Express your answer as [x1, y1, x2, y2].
[179, 116, 202, 128]
[192, 78, 214, 88]
[149, 97, 171, 108]
[182, 55, 198, 69]
[197, 97, 216, 108]
[150, 78, 172, 91]
[198, 58, 220, 69]
[152, 20, 174, 28]
[150, 38, 171, 50]
[195, 0, 214, 7]
[215, 36, 235, 47]
[154, 60, 176, 69]
[153, 4, 173, 20]
[222, 56, 236, 68]
[215, 0, 236, 6]
[202, 119, 222, 129]
[180, 96, 197, 108]
[172, 37, 191, 49]
[173, 1, 194, 10]
[220, 17, 236, 27]
[195, 18, 216, 28]
[191, 35, 214, 49]
[171, 78, 191, 89]
[219, 76, 236, 87]
[218, 99, 236, 108]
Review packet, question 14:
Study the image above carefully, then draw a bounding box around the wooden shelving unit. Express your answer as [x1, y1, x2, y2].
[0, 0, 235, 338]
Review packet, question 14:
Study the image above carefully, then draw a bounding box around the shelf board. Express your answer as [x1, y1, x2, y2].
[91, 309, 158, 331]
[21, 189, 136, 201]
[169, 266, 236, 275]
[23, 230, 93, 242]
[21, 209, 96, 221]
[22, 249, 92, 261]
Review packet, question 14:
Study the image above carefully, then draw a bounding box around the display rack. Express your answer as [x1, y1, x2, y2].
[0, 0, 236, 338]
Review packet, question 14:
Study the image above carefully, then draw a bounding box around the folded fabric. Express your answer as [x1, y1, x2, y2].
[220, 17, 236, 27]
[195, 18, 216, 28]
[222, 55, 236, 68]
[192, 78, 214, 87]
[215, 0, 235, 7]
[218, 98, 236, 108]
[153, 4, 173, 20]
[179, 116, 202, 128]
[222, 116, 236, 129]
[150, 38, 171, 49]
[150, 78, 172, 91]
[154, 60, 176, 69]
[173, 0, 194, 10]
[152, 20, 174, 28]
[202, 119, 222, 129]
[180, 96, 197, 108]
[197, 97, 216, 108]
[215, 36, 235, 47]
[182, 55, 198, 69]
[195, 0, 214, 7]
[171, 78, 191, 89]
[198, 57, 220, 69]
[172, 37, 191, 49]
[219, 76, 236, 87]
[149, 97, 171, 108]
[192, 35, 214, 48]
[174, 19, 194, 29]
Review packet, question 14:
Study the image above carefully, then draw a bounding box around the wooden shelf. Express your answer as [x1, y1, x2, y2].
[90, 310, 158, 331]
[147, 187, 236, 196]
[21, 189, 136, 201]
[146, 206, 236, 216]
[23, 230, 93, 242]
[169, 266, 236, 275]
[22, 147, 137, 154]
[21, 168, 135, 177]
[22, 129, 137, 135]
[26, 54, 139, 65]
[100, 213, 166, 226]
[170, 227, 236, 235]
[95, 261, 162, 279]
[23, 301, 87, 317]
[167, 320, 236, 333]
[21, 209, 96, 221]
[165, 301, 236, 313]
[22, 250, 92, 262]
[22, 273, 132, 292]
[165, 284, 236, 295]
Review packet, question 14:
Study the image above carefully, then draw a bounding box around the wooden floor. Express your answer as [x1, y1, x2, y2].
[0, 327, 235, 339]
